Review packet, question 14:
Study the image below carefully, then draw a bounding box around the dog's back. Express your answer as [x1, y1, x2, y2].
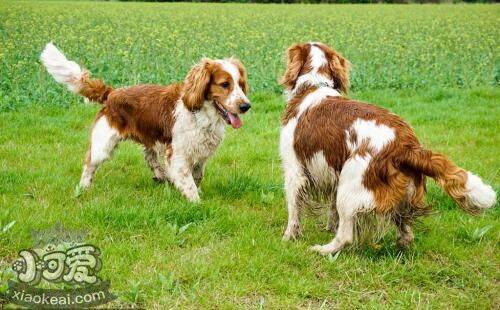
[102, 83, 183, 147]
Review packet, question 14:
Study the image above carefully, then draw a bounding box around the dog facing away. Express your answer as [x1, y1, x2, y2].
[40, 43, 251, 202]
[279, 42, 496, 255]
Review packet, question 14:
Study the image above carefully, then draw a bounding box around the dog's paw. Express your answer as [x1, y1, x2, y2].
[282, 232, 300, 241]
[79, 181, 91, 190]
[396, 238, 413, 250]
[310, 244, 335, 256]
[186, 193, 201, 204]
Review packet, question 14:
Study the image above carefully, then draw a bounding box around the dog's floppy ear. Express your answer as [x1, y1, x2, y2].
[280, 43, 306, 89]
[324, 46, 350, 94]
[182, 58, 214, 111]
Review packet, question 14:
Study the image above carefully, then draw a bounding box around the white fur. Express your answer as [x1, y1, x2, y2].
[336, 154, 376, 214]
[298, 87, 340, 116]
[310, 45, 327, 68]
[167, 100, 226, 202]
[40, 43, 84, 92]
[80, 116, 121, 188]
[306, 151, 338, 189]
[310, 154, 376, 255]
[280, 119, 307, 240]
[292, 45, 335, 96]
[281, 86, 341, 240]
[309, 120, 395, 254]
[90, 117, 120, 163]
[346, 119, 396, 153]
[280, 46, 342, 239]
[465, 172, 497, 209]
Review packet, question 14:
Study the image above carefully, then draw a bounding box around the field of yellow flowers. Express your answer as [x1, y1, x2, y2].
[1, 2, 499, 111]
[1, 1, 498, 308]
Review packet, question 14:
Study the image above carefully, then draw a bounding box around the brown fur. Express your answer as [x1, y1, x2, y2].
[79, 71, 114, 104]
[316, 43, 350, 95]
[182, 59, 214, 111]
[280, 43, 312, 90]
[99, 83, 182, 148]
[289, 94, 474, 217]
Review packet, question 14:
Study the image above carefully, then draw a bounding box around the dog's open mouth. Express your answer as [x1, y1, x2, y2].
[213, 101, 242, 129]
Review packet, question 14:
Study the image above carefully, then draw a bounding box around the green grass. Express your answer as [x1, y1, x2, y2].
[1, 1, 499, 308]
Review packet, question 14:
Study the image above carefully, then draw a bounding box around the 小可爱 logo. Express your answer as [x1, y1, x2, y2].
[3, 224, 115, 309]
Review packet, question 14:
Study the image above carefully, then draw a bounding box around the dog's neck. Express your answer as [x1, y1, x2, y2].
[286, 71, 337, 100]
[194, 101, 226, 132]
[286, 78, 339, 102]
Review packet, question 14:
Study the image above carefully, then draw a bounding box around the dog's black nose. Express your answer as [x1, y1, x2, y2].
[239, 102, 251, 113]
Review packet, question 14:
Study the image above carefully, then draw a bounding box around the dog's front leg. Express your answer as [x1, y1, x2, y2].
[167, 154, 200, 203]
[282, 166, 307, 241]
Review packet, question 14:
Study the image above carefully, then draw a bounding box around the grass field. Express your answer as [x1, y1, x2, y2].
[1, 1, 499, 308]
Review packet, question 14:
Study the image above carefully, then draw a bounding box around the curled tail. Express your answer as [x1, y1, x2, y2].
[401, 148, 496, 214]
[40, 42, 113, 104]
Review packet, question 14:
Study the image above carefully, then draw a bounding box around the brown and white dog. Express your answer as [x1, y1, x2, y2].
[279, 42, 496, 255]
[41, 43, 251, 202]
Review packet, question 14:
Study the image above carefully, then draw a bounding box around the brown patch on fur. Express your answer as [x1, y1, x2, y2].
[294, 97, 381, 172]
[182, 58, 214, 111]
[291, 94, 473, 216]
[280, 43, 311, 89]
[100, 83, 182, 148]
[165, 144, 173, 161]
[397, 148, 475, 213]
[79, 71, 113, 103]
[316, 43, 350, 94]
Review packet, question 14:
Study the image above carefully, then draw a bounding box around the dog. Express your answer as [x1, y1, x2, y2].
[279, 42, 496, 255]
[40, 43, 251, 202]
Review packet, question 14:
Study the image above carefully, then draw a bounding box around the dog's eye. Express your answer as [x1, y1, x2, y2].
[220, 82, 230, 89]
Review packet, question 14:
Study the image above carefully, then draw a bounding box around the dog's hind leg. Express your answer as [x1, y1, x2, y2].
[326, 204, 339, 232]
[144, 147, 166, 183]
[311, 155, 374, 255]
[395, 220, 414, 249]
[394, 177, 427, 249]
[80, 116, 121, 189]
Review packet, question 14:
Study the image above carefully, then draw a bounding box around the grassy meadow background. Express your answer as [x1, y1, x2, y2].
[1, 1, 499, 308]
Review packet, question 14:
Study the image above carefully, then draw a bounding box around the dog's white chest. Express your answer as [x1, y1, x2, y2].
[172, 102, 225, 163]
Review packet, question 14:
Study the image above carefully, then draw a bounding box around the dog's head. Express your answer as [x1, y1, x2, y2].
[182, 58, 250, 129]
[280, 42, 350, 94]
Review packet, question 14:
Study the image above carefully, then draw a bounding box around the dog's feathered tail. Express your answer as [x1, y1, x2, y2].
[40, 42, 113, 104]
[401, 148, 496, 214]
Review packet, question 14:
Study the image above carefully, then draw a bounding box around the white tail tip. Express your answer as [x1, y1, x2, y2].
[465, 172, 497, 210]
[40, 42, 83, 93]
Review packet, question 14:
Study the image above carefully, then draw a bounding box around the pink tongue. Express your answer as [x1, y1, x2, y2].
[227, 113, 242, 129]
